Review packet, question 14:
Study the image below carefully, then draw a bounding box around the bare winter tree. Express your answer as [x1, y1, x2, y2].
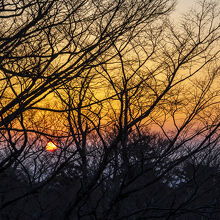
[0, 0, 175, 172]
[1, 0, 220, 219]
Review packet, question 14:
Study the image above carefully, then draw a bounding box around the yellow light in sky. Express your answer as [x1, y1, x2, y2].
[46, 141, 58, 152]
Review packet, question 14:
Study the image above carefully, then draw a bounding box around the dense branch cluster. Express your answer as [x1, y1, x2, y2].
[0, 0, 220, 219]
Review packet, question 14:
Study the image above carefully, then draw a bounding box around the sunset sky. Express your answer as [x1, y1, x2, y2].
[176, 0, 196, 14]
[1, 1, 220, 219]
[177, 0, 195, 12]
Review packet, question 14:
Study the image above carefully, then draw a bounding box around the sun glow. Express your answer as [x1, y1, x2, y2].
[46, 141, 58, 152]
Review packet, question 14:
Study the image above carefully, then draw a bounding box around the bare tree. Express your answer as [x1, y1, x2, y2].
[1, 0, 220, 219]
[0, 0, 175, 172]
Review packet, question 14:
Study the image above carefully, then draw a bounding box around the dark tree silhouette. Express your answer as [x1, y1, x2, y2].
[1, 0, 220, 219]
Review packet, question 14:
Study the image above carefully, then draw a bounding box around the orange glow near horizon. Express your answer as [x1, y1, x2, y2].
[46, 141, 58, 152]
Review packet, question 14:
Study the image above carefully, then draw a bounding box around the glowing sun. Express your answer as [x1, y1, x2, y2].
[46, 141, 58, 152]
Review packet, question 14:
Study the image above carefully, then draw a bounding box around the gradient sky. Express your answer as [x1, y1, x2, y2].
[176, 0, 196, 13]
